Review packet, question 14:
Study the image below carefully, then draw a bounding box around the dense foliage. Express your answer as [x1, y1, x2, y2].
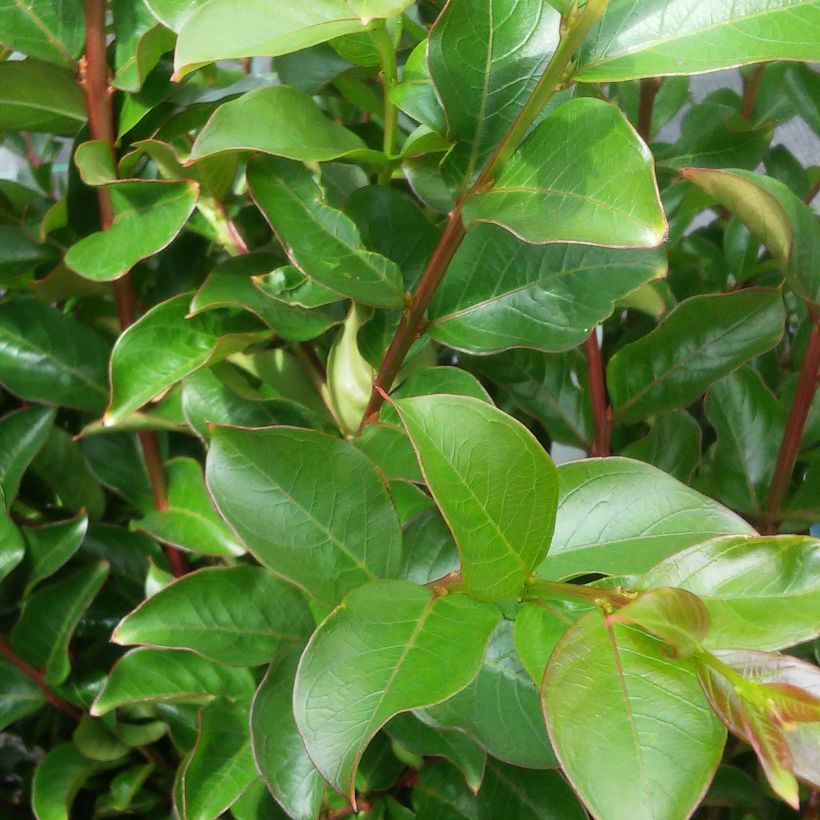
[0, 1, 819, 818]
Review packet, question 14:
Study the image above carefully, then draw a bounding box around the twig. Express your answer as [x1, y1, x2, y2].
[584, 331, 611, 457]
[741, 64, 765, 120]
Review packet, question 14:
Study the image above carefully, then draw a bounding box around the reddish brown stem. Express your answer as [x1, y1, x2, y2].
[0, 634, 81, 720]
[762, 320, 820, 533]
[741, 64, 765, 120]
[584, 331, 611, 457]
[637, 77, 661, 142]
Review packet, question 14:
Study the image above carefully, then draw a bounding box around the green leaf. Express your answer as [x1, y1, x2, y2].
[144, 0, 205, 31]
[179, 699, 258, 820]
[132, 457, 245, 558]
[0, 510, 24, 585]
[682, 167, 820, 307]
[0, 657, 45, 730]
[398, 508, 460, 585]
[82, 433, 155, 513]
[347, 0, 414, 22]
[174, 1, 367, 79]
[105, 293, 267, 425]
[462, 99, 666, 248]
[65, 180, 199, 282]
[607, 289, 785, 424]
[0, 59, 86, 134]
[293, 580, 500, 800]
[0, 0, 84, 66]
[32, 743, 101, 820]
[22, 513, 88, 594]
[0, 405, 55, 506]
[206, 425, 402, 606]
[11, 561, 109, 685]
[0, 299, 110, 413]
[428, 0, 560, 184]
[385, 713, 486, 793]
[429, 225, 666, 353]
[395, 395, 558, 600]
[575, 0, 820, 82]
[248, 156, 405, 308]
[640, 535, 820, 651]
[100, 764, 155, 813]
[0, 224, 57, 284]
[704, 367, 787, 516]
[252, 645, 326, 820]
[92, 647, 256, 716]
[73, 717, 130, 763]
[421, 619, 556, 769]
[390, 40, 447, 135]
[539, 458, 753, 580]
[112, 0, 176, 92]
[114, 565, 312, 665]
[621, 410, 701, 483]
[191, 85, 383, 164]
[543, 610, 726, 820]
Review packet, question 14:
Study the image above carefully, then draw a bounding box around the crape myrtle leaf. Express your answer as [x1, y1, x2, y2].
[611, 587, 711, 658]
[622, 409, 701, 482]
[0, 224, 57, 283]
[0, 0, 84, 66]
[421, 619, 556, 769]
[174, 1, 367, 79]
[357, 423, 423, 483]
[72, 716, 130, 763]
[114, 565, 312, 666]
[390, 40, 447, 134]
[0, 510, 25, 585]
[132, 457, 245, 558]
[347, 0, 415, 23]
[252, 645, 326, 820]
[230, 780, 289, 820]
[412, 760, 479, 817]
[111, 0, 176, 93]
[539, 458, 753, 580]
[399, 508, 461, 586]
[640, 535, 820, 651]
[191, 85, 383, 164]
[462, 99, 666, 248]
[607, 289, 786, 424]
[145, 0, 206, 31]
[206, 425, 402, 606]
[385, 713, 487, 793]
[105, 293, 268, 425]
[82, 433, 155, 513]
[704, 367, 787, 516]
[99, 764, 155, 813]
[0, 657, 45, 730]
[394, 394, 558, 601]
[543, 610, 726, 820]
[253, 265, 342, 310]
[682, 167, 820, 307]
[11, 561, 109, 685]
[0, 60, 86, 134]
[22, 512, 89, 594]
[0, 405, 55, 506]
[429, 225, 666, 353]
[65, 180, 199, 282]
[428, 0, 560, 185]
[293, 580, 500, 800]
[179, 699, 258, 820]
[0, 299, 110, 413]
[91, 647, 256, 716]
[32, 743, 103, 820]
[575, 0, 820, 82]
[248, 156, 405, 308]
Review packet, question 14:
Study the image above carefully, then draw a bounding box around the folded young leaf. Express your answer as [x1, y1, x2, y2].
[293, 580, 500, 801]
[544, 610, 726, 820]
[575, 0, 820, 82]
[462, 99, 666, 248]
[395, 394, 558, 600]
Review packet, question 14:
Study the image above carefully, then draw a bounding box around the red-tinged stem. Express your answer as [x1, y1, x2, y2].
[741, 64, 765, 121]
[82, 0, 182, 576]
[637, 77, 661, 142]
[762, 319, 820, 533]
[585, 330, 611, 457]
[0, 634, 81, 720]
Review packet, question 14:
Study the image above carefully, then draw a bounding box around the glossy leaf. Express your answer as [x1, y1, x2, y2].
[575, 0, 820, 82]
[92, 648, 256, 716]
[22, 513, 88, 594]
[607, 289, 785, 424]
[32, 744, 101, 820]
[462, 99, 666, 248]
[248, 156, 404, 308]
[429, 225, 666, 353]
[11, 562, 109, 685]
[0, 299, 110, 413]
[0, 0, 84, 65]
[398, 508, 460, 585]
[133, 457, 245, 558]
[293, 580, 500, 799]
[0, 657, 45, 730]
[0, 405, 55, 506]
[0, 510, 24, 585]
[539, 458, 753, 580]
[252, 645, 326, 820]
[395, 394, 558, 600]
[544, 610, 726, 820]
[106, 293, 267, 425]
[640, 535, 820, 651]
[114, 565, 312, 665]
[621, 410, 702, 483]
[111, 0, 175, 93]
[206, 425, 402, 606]
[65, 181, 199, 282]
[422, 620, 556, 769]
[390, 40, 446, 134]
